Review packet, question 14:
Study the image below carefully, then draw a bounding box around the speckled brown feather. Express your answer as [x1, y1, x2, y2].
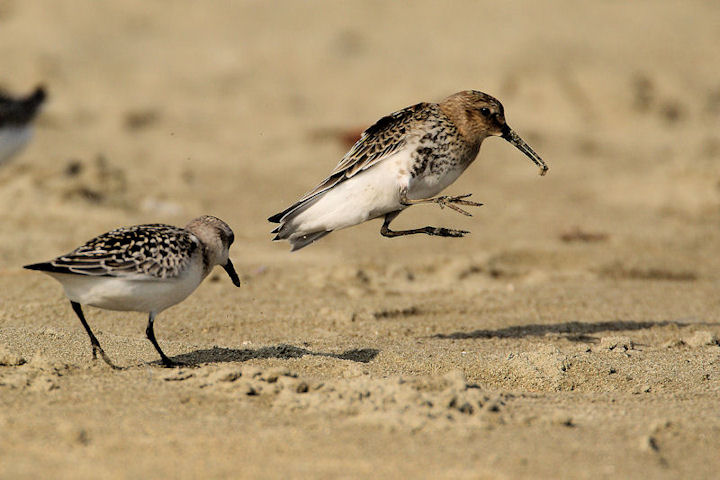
[268, 102, 434, 224]
[25, 224, 200, 279]
[268, 90, 548, 249]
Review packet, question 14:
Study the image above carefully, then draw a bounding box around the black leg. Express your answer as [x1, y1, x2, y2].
[145, 312, 179, 368]
[70, 301, 120, 369]
[380, 211, 470, 238]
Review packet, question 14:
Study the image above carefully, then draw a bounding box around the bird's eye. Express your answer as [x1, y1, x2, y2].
[480, 107, 491, 117]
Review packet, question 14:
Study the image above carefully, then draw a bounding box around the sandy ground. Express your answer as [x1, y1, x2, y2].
[1, 1, 720, 478]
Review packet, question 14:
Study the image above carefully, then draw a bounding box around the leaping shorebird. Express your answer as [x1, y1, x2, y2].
[269, 90, 548, 251]
[24, 215, 241, 368]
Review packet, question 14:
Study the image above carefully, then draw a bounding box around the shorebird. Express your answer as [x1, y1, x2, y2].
[0, 85, 46, 166]
[24, 215, 241, 368]
[269, 90, 548, 251]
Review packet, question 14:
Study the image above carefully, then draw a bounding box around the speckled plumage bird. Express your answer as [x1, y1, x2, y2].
[24, 215, 241, 368]
[0, 85, 46, 166]
[269, 90, 548, 251]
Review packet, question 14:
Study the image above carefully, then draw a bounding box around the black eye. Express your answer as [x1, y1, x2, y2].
[228, 232, 235, 245]
[480, 107, 491, 117]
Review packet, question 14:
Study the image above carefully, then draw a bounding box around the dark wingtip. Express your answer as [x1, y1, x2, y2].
[268, 212, 283, 223]
[23, 262, 53, 271]
[30, 86, 47, 104]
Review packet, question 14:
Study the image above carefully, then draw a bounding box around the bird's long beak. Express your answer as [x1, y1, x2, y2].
[501, 125, 548, 176]
[223, 259, 241, 287]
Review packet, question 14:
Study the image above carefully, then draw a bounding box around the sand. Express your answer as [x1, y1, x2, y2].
[1, 1, 719, 478]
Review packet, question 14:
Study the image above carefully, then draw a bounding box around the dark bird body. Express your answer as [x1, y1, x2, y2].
[0, 86, 46, 165]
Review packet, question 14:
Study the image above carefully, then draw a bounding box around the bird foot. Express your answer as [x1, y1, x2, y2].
[160, 357, 184, 368]
[91, 346, 122, 370]
[435, 194, 483, 217]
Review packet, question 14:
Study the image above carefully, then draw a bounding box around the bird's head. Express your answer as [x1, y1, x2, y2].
[440, 90, 548, 176]
[185, 215, 241, 287]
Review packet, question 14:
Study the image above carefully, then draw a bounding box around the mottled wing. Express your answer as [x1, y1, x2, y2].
[268, 102, 430, 223]
[304, 102, 429, 201]
[48, 224, 199, 279]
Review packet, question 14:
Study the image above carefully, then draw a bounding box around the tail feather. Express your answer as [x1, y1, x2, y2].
[268, 192, 325, 225]
[24, 262, 60, 272]
[269, 193, 331, 250]
[289, 231, 331, 251]
[267, 211, 285, 224]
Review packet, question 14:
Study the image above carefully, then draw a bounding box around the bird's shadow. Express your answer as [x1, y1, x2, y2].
[162, 344, 380, 367]
[433, 319, 717, 343]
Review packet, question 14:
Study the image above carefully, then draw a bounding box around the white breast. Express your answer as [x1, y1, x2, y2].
[406, 162, 471, 200]
[49, 254, 207, 313]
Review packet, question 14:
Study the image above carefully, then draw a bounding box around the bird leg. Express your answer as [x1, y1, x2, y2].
[400, 191, 483, 217]
[380, 210, 469, 238]
[70, 301, 121, 370]
[145, 312, 180, 368]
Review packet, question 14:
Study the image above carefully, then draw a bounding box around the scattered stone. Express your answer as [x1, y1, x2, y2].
[185, 365, 506, 431]
[373, 306, 421, 320]
[207, 367, 242, 383]
[640, 435, 660, 452]
[546, 412, 574, 427]
[0, 372, 29, 389]
[633, 385, 652, 394]
[600, 336, 634, 352]
[236, 380, 258, 396]
[27, 374, 59, 392]
[163, 370, 195, 382]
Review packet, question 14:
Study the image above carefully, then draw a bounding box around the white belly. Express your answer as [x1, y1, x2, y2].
[0, 126, 32, 165]
[48, 260, 206, 313]
[292, 152, 412, 234]
[406, 163, 469, 200]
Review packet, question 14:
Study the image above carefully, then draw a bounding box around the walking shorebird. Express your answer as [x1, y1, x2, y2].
[269, 90, 548, 251]
[0, 85, 46, 166]
[24, 215, 241, 368]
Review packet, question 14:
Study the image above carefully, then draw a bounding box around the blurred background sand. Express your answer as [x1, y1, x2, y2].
[1, 1, 719, 478]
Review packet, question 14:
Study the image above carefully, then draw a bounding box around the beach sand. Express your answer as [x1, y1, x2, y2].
[1, 1, 719, 478]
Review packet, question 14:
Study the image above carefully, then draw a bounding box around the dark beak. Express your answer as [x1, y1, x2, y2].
[223, 258, 241, 287]
[501, 125, 548, 176]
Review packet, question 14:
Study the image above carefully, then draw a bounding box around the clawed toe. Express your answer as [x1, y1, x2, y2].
[436, 194, 483, 216]
[91, 347, 122, 370]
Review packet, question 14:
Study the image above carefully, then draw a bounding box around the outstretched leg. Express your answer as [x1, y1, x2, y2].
[70, 301, 120, 369]
[400, 191, 483, 217]
[145, 312, 179, 367]
[380, 210, 469, 238]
